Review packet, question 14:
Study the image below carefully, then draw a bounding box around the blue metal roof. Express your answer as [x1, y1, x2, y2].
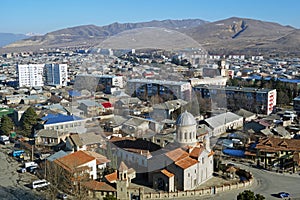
[68, 90, 81, 97]
[246, 76, 300, 83]
[277, 78, 300, 83]
[222, 149, 245, 157]
[41, 114, 83, 125]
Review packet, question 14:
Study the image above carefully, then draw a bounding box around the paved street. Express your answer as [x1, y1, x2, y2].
[0, 144, 43, 200]
[202, 163, 300, 200]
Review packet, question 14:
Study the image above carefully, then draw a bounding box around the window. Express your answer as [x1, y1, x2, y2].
[202, 157, 204, 164]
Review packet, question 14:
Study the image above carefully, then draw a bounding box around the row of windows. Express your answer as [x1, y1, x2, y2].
[45, 122, 82, 130]
[177, 131, 196, 140]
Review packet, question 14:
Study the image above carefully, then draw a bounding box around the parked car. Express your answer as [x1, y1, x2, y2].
[18, 167, 27, 173]
[278, 192, 290, 198]
[27, 166, 38, 175]
[57, 193, 68, 199]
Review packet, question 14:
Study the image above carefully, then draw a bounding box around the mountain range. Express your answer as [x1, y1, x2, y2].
[2, 17, 300, 55]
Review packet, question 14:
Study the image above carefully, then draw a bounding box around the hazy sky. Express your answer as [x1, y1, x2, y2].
[2, 0, 300, 34]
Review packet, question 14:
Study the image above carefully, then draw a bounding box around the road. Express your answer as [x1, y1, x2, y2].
[0, 144, 43, 200]
[203, 163, 300, 200]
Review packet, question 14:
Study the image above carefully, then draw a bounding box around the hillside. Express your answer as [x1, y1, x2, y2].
[2, 17, 300, 55]
[4, 19, 206, 50]
[184, 17, 296, 54]
[98, 27, 203, 50]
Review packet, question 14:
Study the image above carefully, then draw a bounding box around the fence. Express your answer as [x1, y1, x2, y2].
[143, 172, 254, 199]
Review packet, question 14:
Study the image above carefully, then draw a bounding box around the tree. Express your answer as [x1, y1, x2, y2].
[103, 195, 117, 200]
[237, 190, 265, 200]
[20, 107, 38, 137]
[0, 115, 14, 135]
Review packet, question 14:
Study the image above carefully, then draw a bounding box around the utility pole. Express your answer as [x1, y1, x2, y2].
[31, 144, 34, 161]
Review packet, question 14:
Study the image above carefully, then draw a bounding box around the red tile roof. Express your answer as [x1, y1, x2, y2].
[165, 148, 189, 162]
[256, 137, 300, 151]
[105, 171, 118, 183]
[54, 151, 95, 172]
[82, 180, 116, 192]
[189, 147, 204, 159]
[161, 169, 174, 178]
[175, 156, 198, 169]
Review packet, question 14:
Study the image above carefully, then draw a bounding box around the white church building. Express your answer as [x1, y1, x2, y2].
[109, 111, 214, 192]
[152, 111, 214, 191]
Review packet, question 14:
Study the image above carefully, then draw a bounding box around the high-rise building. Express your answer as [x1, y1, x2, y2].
[45, 64, 68, 86]
[17, 64, 44, 87]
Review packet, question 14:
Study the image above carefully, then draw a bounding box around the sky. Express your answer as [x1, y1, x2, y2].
[1, 0, 300, 34]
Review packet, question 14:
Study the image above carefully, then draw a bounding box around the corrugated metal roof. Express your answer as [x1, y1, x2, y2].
[42, 114, 83, 125]
[205, 112, 242, 128]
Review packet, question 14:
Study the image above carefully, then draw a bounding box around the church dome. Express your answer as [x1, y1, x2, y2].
[176, 111, 197, 126]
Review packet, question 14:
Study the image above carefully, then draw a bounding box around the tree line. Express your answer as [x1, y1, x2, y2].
[0, 107, 38, 137]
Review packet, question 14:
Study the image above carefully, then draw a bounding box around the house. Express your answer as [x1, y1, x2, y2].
[200, 112, 243, 136]
[151, 99, 188, 121]
[65, 134, 85, 152]
[84, 151, 110, 172]
[235, 108, 256, 122]
[114, 97, 142, 115]
[82, 180, 117, 199]
[101, 101, 114, 114]
[121, 117, 150, 137]
[244, 119, 272, 133]
[78, 99, 104, 117]
[40, 113, 86, 134]
[255, 137, 300, 171]
[65, 132, 104, 152]
[53, 151, 98, 191]
[34, 129, 70, 147]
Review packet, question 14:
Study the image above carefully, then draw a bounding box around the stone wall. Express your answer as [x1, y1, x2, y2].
[142, 172, 254, 199]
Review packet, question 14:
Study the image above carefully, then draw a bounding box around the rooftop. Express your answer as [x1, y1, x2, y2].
[256, 137, 300, 151]
[128, 78, 190, 86]
[175, 156, 198, 169]
[160, 169, 174, 178]
[82, 180, 116, 192]
[41, 113, 83, 125]
[54, 150, 95, 172]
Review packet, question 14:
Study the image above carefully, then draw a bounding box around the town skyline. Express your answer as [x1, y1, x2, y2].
[1, 0, 300, 34]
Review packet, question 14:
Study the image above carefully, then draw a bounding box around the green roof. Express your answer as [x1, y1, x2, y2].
[0, 108, 14, 118]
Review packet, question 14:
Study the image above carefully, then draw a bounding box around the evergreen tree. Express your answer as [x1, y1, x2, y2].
[237, 190, 265, 200]
[20, 107, 38, 137]
[0, 115, 14, 135]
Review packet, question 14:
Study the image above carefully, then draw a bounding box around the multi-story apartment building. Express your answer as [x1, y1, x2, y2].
[126, 79, 192, 101]
[98, 75, 124, 94]
[75, 74, 124, 94]
[45, 64, 68, 86]
[17, 64, 44, 87]
[194, 85, 276, 115]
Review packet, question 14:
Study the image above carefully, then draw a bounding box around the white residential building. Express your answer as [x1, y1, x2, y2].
[201, 112, 244, 136]
[45, 64, 68, 86]
[17, 64, 44, 87]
